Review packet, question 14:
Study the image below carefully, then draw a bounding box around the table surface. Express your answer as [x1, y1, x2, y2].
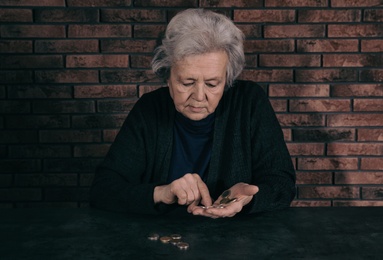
[1, 207, 383, 259]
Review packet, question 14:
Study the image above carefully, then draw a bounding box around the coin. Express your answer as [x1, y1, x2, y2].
[177, 242, 189, 250]
[159, 236, 172, 243]
[170, 234, 182, 240]
[147, 233, 160, 241]
[170, 238, 182, 245]
[221, 189, 231, 198]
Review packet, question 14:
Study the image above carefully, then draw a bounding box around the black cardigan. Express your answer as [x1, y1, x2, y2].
[90, 80, 296, 215]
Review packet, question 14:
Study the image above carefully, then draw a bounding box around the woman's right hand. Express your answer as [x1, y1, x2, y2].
[153, 173, 212, 207]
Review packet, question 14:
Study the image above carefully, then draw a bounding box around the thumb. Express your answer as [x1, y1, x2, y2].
[242, 185, 259, 196]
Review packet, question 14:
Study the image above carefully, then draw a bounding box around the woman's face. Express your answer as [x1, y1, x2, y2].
[168, 51, 228, 121]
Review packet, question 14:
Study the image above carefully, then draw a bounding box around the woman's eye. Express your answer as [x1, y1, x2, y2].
[206, 83, 216, 88]
[183, 82, 193, 87]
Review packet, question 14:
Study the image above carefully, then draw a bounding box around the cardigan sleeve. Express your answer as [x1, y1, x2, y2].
[89, 93, 174, 215]
[246, 85, 296, 213]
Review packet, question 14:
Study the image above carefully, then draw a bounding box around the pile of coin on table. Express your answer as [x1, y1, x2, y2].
[147, 233, 189, 250]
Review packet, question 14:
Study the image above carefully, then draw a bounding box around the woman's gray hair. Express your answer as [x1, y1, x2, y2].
[151, 8, 245, 88]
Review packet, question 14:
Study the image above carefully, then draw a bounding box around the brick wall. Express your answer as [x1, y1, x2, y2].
[0, 0, 382, 208]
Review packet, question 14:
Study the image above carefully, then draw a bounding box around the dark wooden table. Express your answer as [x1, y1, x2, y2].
[1, 207, 382, 259]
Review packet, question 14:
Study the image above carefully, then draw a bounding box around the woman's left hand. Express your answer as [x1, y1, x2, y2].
[188, 182, 259, 218]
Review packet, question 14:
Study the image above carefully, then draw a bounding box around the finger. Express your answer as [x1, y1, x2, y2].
[196, 177, 212, 206]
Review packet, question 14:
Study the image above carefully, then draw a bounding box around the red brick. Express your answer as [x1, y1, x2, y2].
[1, 25, 65, 38]
[72, 114, 127, 128]
[296, 172, 332, 185]
[323, 54, 383, 67]
[293, 128, 356, 142]
[364, 9, 383, 22]
[9, 145, 71, 158]
[0, 70, 33, 84]
[0, 188, 42, 201]
[35, 40, 99, 53]
[298, 158, 358, 170]
[74, 144, 111, 157]
[265, 25, 325, 38]
[131, 55, 152, 69]
[245, 40, 295, 53]
[266, 0, 328, 7]
[291, 200, 331, 207]
[201, 0, 262, 7]
[295, 69, 357, 82]
[287, 143, 325, 156]
[269, 84, 330, 97]
[328, 114, 383, 127]
[103, 129, 119, 142]
[245, 55, 257, 68]
[67, 0, 131, 6]
[328, 24, 383, 37]
[101, 9, 165, 22]
[0, 159, 41, 173]
[97, 100, 137, 113]
[101, 39, 157, 53]
[40, 130, 101, 143]
[66, 55, 129, 68]
[282, 129, 292, 141]
[362, 40, 383, 52]
[68, 25, 131, 38]
[234, 10, 295, 23]
[260, 54, 320, 67]
[269, 100, 287, 112]
[35, 9, 98, 22]
[358, 129, 383, 141]
[331, 84, 383, 97]
[133, 25, 166, 38]
[0, 40, 32, 53]
[331, 0, 383, 7]
[0, 130, 38, 144]
[362, 187, 383, 199]
[44, 187, 90, 201]
[0, 9, 32, 22]
[0, 100, 30, 114]
[15, 173, 77, 187]
[290, 99, 350, 112]
[7, 85, 72, 99]
[100, 70, 157, 83]
[236, 25, 262, 39]
[33, 100, 95, 114]
[6, 115, 70, 129]
[334, 200, 383, 207]
[44, 158, 101, 172]
[35, 70, 99, 83]
[297, 39, 359, 53]
[80, 173, 94, 186]
[239, 69, 293, 82]
[361, 158, 383, 170]
[138, 85, 164, 97]
[134, 0, 197, 7]
[0, 55, 63, 69]
[335, 172, 383, 184]
[0, 0, 65, 6]
[328, 143, 383, 156]
[354, 99, 383, 111]
[74, 85, 137, 98]
[360, 69, 383, 82]
[276, 114, 325, 127]
[299, 10, 361, 23]
[299, 186, 360, 199]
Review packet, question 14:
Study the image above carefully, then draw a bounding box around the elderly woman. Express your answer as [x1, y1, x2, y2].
[90, 9, 296, 218]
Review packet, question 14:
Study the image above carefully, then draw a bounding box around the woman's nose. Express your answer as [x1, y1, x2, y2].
[193, 84, 205, 101]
